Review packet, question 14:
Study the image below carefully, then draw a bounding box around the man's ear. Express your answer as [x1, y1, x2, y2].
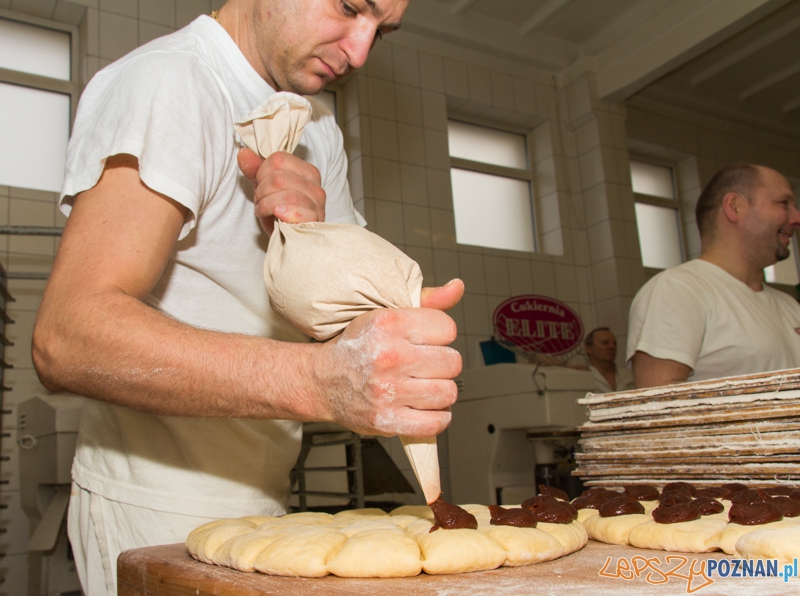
[720, 191, 744, 223]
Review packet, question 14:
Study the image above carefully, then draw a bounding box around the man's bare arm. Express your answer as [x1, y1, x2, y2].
[32, 155, 462, 437]
[631, 351, 693, 389]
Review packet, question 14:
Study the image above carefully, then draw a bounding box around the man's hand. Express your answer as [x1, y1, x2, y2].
[238, 147, 326, 234]
[631, 351, 692, 389]
[319, 279, 465, 438]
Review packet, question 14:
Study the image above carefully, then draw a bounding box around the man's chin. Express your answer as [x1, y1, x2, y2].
[281, 75, 328, 96]
[774, 239, 792, 262]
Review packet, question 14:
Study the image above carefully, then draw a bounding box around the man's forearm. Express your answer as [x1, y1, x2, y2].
[32, 283, 463, 438]
[32, 289, 330, 421]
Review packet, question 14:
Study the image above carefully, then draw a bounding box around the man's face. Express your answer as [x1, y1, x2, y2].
[586, 330, 617, 365]
[250, 0, 410, 95]
[740, 167, 800, 267]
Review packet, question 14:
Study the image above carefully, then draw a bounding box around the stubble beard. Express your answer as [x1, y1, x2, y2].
[775, 229, 794, 262]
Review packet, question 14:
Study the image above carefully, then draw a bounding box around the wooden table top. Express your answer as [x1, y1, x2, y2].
[117, 540, 795, 595]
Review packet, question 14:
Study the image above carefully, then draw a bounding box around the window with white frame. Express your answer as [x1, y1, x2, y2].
[0, 13, 77, 193]
[630, 159, 684, 270]
[447, 120, 536, 252]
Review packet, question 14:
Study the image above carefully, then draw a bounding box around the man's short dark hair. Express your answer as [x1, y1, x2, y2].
[695, 162, 763, 239]
[585, 327, 610, 347]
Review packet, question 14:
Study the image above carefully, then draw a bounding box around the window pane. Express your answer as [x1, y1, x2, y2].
[448, 120, 527, 170]
[451, 168, 534, 252]
[630, 161, 675, 199]
[634, 202, 683, 269]
[764, 237, 800, 284]
[0, 83, 70, 192]
[0, 18, 71, 81]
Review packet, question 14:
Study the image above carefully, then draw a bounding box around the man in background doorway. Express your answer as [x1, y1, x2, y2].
[584, 327, 634, 393]
[627, 162, 800, 389]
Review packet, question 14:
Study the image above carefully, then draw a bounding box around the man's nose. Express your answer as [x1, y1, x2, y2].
[342, 21, 378, 70]
[789, 201, 800, 229]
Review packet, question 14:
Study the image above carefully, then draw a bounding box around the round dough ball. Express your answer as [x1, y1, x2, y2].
[718, 518, 800, 554]
[627, 518, 727, 553]
[418, 528, 507, 575]
[211, 527, 289, 572]
[391, 505, 434, 521]
[735, 523, 800, 565]
[186, 519, 258, 564]
[481, 525, 564, 566]
[327, 528, 422, 578]
[583, 513, 650, 546]
[333, 508, 389, 521]
[252, 526, 348, 577]
[536, 521, 588, 554]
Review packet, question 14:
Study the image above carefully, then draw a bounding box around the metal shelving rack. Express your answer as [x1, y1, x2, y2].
[0, 261, 15, 591]
[0, 225, 62, 594]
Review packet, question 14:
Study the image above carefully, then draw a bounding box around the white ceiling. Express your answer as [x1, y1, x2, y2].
[401, 0, 800, 136]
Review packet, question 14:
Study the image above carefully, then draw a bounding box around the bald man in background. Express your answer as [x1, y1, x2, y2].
[627, 162, 800, 389]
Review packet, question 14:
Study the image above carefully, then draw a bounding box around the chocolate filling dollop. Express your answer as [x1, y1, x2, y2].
[763, 486, 793, 497]
[429, 497, 478, 532]
[721, 482, 748, 495]
[598, 496, 645, 518]
[571, 488, 620, 510]
[772, 496, 800, 518]
[695, 486, 731, 499]
[790, 488, 800, 502]
[662, 481, 696, 496]
[728, 502, 783, 526]
[658, 491, 693, 507]
[624, 485, 659, 501]
[488, 505, 538, 528]
[730, 489, 771, 506]
[690, 497, 724, 516]
[652, 503, 701, 524]
[539, 484, 569, 501]
[522, 495, 578, 523]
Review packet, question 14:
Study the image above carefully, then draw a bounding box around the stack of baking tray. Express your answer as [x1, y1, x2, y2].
[573, 368, 800, 488]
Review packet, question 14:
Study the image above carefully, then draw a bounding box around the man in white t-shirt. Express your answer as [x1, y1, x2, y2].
[627, 162, 800, 389]
[31, 1, 465, 594]
[584, 327, 634, 393]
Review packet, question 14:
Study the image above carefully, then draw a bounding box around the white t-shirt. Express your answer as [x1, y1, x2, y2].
[626, 259, 800, 383]
[61, 16, 364, 518]
[589, 365, 634, 393]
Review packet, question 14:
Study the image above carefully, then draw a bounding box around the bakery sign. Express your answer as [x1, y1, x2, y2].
[492, 294, 584, 356]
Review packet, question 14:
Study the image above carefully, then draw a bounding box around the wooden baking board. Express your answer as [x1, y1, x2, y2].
[579, 368, 800, 412]
[582, 479, 796, 490]
[117, 541, 794, 596]
[580, 419, 800, 442]
[579, 406, 800, 432]
[576, 463, 799, 477]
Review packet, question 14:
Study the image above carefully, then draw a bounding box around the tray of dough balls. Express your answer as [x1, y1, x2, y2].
[571, 481, 800, 564]
[184, 490, 587, 578]
[574, 368, 800, 485]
